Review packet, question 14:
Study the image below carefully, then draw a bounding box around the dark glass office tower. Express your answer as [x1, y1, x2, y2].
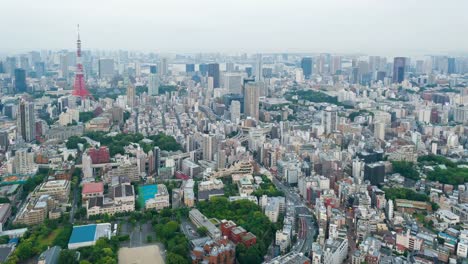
[208, 63, 220, 88]
[14, 68, 27, 93]
[301, 57, 313, 79]
[392, 57, 406, 83]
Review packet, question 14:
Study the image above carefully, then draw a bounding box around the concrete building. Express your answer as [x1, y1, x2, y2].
[244, 82, 261, 120]
[17, 100, 35, 142]
[144, 184, 170, 211]
[68, 223, 112, 249]
[148, 74, 160, 96]
[31, 180, 71, 202]
[98, 59, 114, 79]
[189, 209, 221, 239]
[323, 237, 348, 264]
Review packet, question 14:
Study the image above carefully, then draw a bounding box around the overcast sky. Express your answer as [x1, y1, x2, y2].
[2, 0, 468, 56]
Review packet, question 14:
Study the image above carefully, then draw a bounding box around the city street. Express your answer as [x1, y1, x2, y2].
[271, 175, 317, 254]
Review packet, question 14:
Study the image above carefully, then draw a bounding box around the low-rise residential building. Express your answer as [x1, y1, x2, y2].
[436, 209, 460, 224]
[396, 229, 423, 252]
[265, 251, 310, 264]
[14, 195, 56, 226]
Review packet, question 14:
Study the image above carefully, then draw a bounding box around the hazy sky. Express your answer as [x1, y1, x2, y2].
[2, 0, 468, 55]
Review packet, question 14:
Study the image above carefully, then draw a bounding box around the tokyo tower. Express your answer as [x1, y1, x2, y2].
[72, 24, 92, 99]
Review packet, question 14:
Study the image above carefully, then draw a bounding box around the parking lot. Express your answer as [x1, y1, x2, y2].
[119, 221, 156, 248]
[180, 219, 200, 240]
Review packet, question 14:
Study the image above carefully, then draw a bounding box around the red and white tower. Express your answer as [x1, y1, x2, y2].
[72, 24, 91, 99]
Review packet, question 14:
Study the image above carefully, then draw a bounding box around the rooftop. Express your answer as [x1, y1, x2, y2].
[82, 182, 104, 194]
[69, 224, 97, 244]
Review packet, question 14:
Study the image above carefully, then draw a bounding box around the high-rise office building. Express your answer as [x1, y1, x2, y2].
[322, 106, 338, 135]
[159, 58, 168, 76]
[14, 68, 27, 93]
[127, 82, 136, 109]
[374, 122, 385, 141]
[448, 58, 456, 74]
[199, 64, 208, 76]
[208, 63, 220, 88]
[244, 82, 260, 120]
[226, 62, 234, 72]
[331, 56, 342, 75]
[17, 100, 35, 142]
[392, 57, 406, 83]
[6, 57, 17, 76]
[98, 59, 115, 79]
[34, 62, 45, 77]
[255, 54, 263, 81]
[301, 57, 313, 79]
[153, 146, 161, 176]
[186, 64, 195, 73]
[202, 134, 216, 162]
[150, 65, 157, 74]
[245, 67, 253, 77]
[224, 73, 242, 94]
[148, 74, 160, 96]
[230, 100, 241, 123]
[60, 54, 69, 79]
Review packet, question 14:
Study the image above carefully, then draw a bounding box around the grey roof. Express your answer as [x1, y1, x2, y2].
[38, 246, 61, 264]
[0, 246, 14, 263]
[198, 189, 224, 201]
[87, 196, 104, 209]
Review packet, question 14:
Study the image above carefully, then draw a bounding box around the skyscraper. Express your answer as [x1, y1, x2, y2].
[17, 100, 35, 142]
[159, 58, 168, 76]
[208, 63, 220, 88]
[301, 57, 313, 79]
[60, 54, 69, 79]
[186, 64, 195, 73]
[230, 100, 241, 123]
[448, 58, 456, 74]
[148, 74, 160, 96]
[153, 146, 160, 177]
[255, 54, 263, 81]
[14, 68, 27, 93]
[226, 62, 234, 72]
[34, 62, 45, 77]
[127, 82, 136, 109]
[202, 134, 216, 161]
[98, 59, 115, 79]
[244, 82, 260, 120]
[224, 73, 242, 94]
[392, 57, 406, 83]
[150, 65, 157, 74]
[199, 64, 208, 76]
[322, 106, 338, 135]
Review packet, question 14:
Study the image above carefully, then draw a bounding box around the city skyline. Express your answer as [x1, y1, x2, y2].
[1, 0, 468, 56]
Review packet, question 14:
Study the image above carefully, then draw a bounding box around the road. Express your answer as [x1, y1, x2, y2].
[180, 219, 200, 240]
[120, 221, 155, 248]
[271, 176, 317, 254]
[69, 184, 78, 223]
[344, 207, 357, 263]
